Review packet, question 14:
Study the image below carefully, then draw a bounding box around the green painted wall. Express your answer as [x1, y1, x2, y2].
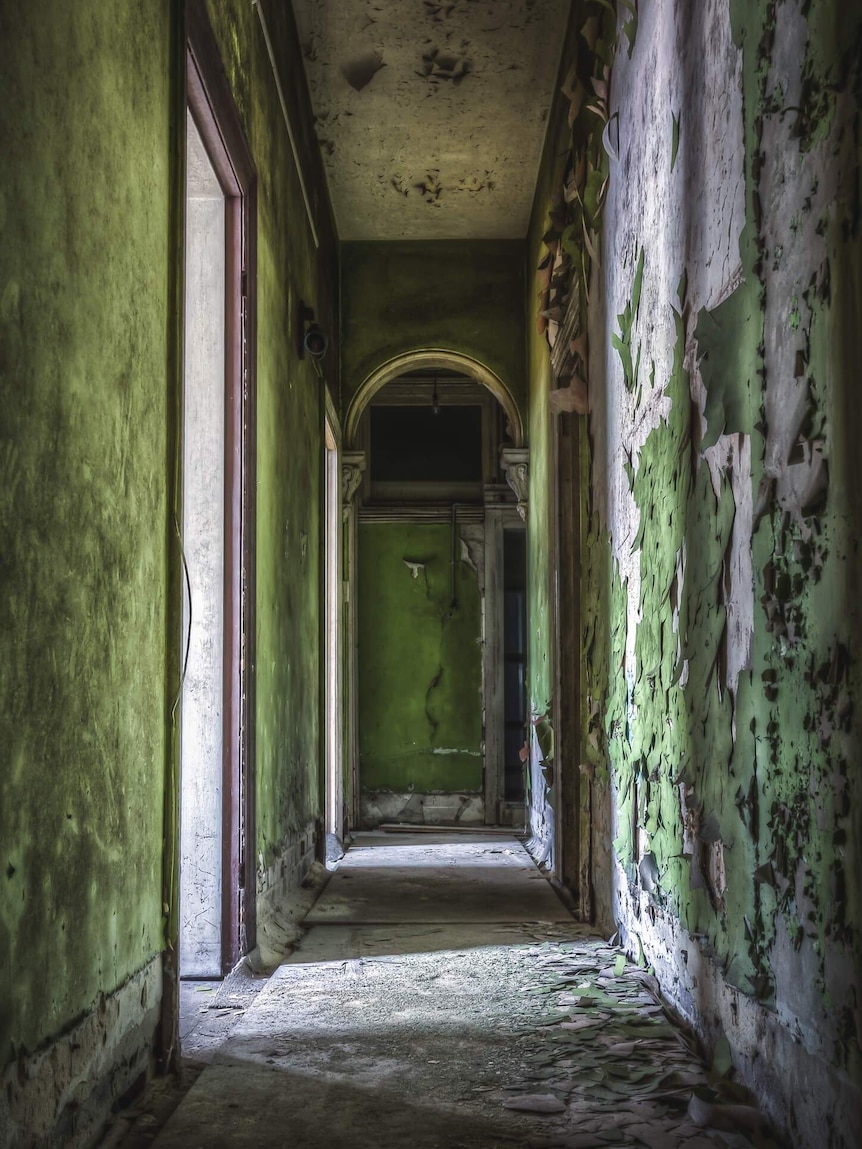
[203, 0, 339, 871]
[357, 524, 482, 793]
[0, 0, 171, 1061]
[340, 240, 526, 417]
[0, 0, 338, 1089]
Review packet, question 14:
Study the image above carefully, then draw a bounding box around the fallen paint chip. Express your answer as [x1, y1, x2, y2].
[502, 1093, 567, 1114]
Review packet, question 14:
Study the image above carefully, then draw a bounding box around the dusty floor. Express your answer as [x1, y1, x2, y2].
[104, 833, 780, 1148]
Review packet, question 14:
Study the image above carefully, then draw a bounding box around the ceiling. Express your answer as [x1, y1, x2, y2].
[291, 0, 571, 241]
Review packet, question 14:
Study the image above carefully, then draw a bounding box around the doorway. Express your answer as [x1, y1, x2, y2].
[324, 418, 343, 846]
[350, 373, 524, 828]
[179, 17, 256, 979]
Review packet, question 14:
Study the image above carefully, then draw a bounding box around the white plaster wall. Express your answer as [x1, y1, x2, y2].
[180, 112, 226, 979]
[595, 0, 748, 681]
[589, 0, 753, 925]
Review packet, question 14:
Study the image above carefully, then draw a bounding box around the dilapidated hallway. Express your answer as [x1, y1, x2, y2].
[117, 835, 775, 1148]
[2, 0, 861, 1147]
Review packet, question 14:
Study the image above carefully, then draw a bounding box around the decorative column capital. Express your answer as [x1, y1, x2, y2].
[500, 447, 530, 522]
[342, 451, 366, 517]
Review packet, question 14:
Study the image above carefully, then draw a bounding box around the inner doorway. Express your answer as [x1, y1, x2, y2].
[351, 372, 524, 828]
[179, 22, 256, 979]
[324, 417, 344, 846]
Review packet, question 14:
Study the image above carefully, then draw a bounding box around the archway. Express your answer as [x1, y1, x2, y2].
[341, 350, 528, 832]
[344, 349, 524, 449]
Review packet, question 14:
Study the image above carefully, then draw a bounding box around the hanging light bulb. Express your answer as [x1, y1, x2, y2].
[432, 376, 440, 416]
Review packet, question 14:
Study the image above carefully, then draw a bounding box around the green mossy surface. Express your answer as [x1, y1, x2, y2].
[0, 0, 339, 1068]
[341, 240, 526, 415]
[357, 524, 482, 793]
[0, 0, 170, 1060]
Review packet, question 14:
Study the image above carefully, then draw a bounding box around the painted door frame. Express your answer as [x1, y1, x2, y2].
[185, 0, 258, 972]
[323, 391, 345, 842]
[483, 503, 526, 825]
[551, 408, 589, 915]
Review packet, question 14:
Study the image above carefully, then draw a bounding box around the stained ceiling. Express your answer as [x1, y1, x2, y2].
[291, 0, 571, 241]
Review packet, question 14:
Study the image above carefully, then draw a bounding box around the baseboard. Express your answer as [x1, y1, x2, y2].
[360, 791, 484, 828]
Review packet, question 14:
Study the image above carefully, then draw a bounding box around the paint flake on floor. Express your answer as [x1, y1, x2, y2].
[108, 836, 778, 1149]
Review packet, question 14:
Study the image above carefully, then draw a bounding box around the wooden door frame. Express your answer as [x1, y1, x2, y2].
[551, 410, 589, 915]
[186, 0, 258, 972]
[322, 393, 344, 842]
[483, 505, 526, 825]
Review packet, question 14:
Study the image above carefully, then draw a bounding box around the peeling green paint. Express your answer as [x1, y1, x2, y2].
[611, 246, 645, 394]
[529, 0, 862, 1122]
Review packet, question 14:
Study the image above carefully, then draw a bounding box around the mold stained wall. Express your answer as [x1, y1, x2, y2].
[565, 0, 860, 1142]
[202, 0, 339, 882]
[357, 525, 483, 800]
[0, 0, 171, 1081]
[340, 240, 526, 413]
[0, 0, 338, 1130]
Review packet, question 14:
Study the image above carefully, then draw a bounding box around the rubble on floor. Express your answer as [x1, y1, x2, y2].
[104, 837, 780, 1149]
[138, 927, 779, 1149]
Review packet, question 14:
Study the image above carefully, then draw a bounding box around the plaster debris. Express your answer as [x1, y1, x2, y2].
[418, 45, 472, 85]
[124, 838, 777, 1148]
[340, 51, 385, 92]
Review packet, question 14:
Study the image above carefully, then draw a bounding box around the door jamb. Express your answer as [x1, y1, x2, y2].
[551, 410, 588, 913]
[186, 0, 258, 973]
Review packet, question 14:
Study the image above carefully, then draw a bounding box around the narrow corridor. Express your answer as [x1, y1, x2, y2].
[119, 836, 775, 1149]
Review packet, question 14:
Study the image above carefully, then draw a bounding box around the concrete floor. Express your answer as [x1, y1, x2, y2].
[114, 833, 777, 1149]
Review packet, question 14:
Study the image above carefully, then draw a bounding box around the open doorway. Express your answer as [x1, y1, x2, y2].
[179, 18, 256, 981]
[348, 372, 526, 828]
[324, 418, 344, 848]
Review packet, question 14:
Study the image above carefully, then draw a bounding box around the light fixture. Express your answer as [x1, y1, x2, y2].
[298, 301, 328, 361]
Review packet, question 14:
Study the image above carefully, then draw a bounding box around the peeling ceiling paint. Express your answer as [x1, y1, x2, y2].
[291, 0, 571, 240]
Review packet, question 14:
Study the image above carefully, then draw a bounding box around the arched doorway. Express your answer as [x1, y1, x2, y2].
[344, 350, 524, 449]
[341, 352, 529, 830]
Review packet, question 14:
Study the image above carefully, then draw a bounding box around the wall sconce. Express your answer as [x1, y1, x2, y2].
[298, 302, 328, 361]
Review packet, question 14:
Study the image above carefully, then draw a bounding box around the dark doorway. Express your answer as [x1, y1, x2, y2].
[503, 528, 527, 803]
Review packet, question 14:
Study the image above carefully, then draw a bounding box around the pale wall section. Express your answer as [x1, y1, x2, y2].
[594, 0, 748, 685]
[180, 111, 226, 979]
